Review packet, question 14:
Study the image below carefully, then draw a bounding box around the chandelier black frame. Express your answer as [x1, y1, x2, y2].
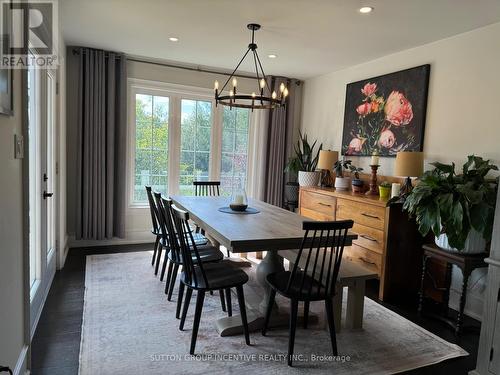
[214, 23, 288, 110]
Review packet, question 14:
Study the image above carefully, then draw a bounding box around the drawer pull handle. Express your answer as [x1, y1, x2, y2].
[360, 234, 378, 242]
[359, 256, 377, 266]
[318, 202, 332, 207]
[361, 212, 380, 220]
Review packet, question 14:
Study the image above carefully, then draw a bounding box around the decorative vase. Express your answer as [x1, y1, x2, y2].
[351, 179, 364, 193]
[378, 186, 391, 199]
[435, 229, 486, 253]
[298, 171, 321, 187]
[334, 176, 351, 190]
[284, 182, 299, 203]
[229, 188, 248, 211]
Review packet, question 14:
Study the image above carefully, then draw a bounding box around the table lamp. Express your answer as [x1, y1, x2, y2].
[394, 151, 424, 195]
[317, 150, 338, 187]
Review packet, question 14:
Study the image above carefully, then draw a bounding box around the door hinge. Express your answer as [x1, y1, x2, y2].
[490, 347, 494, 362]
[56, 162, 59, 174]
[56, 82, 59, 95]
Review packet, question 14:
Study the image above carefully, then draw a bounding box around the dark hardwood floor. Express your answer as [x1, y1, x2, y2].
[31, 244, 480, 374]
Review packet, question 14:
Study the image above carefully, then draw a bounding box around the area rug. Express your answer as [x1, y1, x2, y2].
[79, 251, 467, 374]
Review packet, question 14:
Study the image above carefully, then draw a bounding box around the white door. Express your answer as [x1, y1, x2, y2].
[28, 62, 57, 333]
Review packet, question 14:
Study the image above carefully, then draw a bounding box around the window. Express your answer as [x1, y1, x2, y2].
[179, 99, 212, 195]
[220, 107, 250, 196]
[133, 93, 169, 202]
[129, 81, 252, 205]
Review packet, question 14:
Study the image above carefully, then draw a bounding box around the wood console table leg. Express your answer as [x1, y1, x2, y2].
[346, 280, 365, 330]
[333, 284, 343, 333]
[456, 267, 471, 336]
[418, 255, 428, 314]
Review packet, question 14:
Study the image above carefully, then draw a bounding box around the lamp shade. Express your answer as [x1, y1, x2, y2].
[394, 151, 424, 177]
[317, 150, 338, 170]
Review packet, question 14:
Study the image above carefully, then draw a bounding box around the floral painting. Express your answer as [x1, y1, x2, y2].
[341, 65, 430, 156]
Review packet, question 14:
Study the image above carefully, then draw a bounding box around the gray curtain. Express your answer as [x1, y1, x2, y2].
[75, 47, 127, 240]
[264, 77, 302, 207]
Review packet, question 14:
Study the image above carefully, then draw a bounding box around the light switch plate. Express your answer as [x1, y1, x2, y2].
[14, 134, 24, 159]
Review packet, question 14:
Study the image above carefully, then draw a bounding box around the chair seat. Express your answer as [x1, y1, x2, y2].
[181, 260, 249, 290]
[266, 271, 328, 301]
[160, 232, 208, 248]
[169, 245, 224, 264]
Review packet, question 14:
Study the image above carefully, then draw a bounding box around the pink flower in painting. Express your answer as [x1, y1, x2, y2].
[356, 102, 371, 116]
[378, 129, 396, 149]
[384, 91, 414, 126]
[361, 82, 377, 97]
[347, 137, 365, 154]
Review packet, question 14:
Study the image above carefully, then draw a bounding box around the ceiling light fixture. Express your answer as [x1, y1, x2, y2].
[169, 37, 179, 42]
[359, 6, 374, 14]
[214, 23, 288, 110]
[268, 54, 277, 59]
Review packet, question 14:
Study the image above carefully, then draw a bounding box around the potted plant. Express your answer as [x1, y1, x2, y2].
[333, 159, 352, 190]
[349, 165, 364, 193]
[378, 181, 392, 199]
[285, 131, 323, 187]
[403, 155, 498, 253]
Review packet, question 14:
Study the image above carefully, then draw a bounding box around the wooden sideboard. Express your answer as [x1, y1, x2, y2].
[299, 186, 427, 301]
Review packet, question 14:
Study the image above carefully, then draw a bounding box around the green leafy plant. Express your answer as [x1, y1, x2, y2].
[380, 181, 392, 188]
[349, 165, 364, 180]
[285, 131, 323, 173]
[333, 159, 352, 178]
[403, 155, 498, 250]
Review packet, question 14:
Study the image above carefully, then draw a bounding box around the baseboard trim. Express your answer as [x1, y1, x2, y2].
[30, 269, 56, 341]
[67, 231, 153, 248]
[13, 344, 28, 375]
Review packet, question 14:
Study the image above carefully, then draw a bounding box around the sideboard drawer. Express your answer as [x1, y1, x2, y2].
[344, 243, 382, 277]
[300, 190, 336, 219]
[336, 199, 385, 230]
[351, 222, 385, 254]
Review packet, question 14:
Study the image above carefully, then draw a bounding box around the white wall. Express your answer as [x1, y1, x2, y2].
[0, 69, 28, 373]
[301, 22, 500, 320]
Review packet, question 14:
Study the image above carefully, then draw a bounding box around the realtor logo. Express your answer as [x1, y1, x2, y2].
[1, 0, 58, 68]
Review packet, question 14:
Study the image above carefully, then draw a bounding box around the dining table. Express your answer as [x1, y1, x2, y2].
[171, 195, 358, 336]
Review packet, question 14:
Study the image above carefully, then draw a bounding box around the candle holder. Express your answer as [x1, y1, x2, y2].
[366, 165, 380, 196]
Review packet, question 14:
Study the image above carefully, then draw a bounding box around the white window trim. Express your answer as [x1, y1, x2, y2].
[127, 78, 253, 209]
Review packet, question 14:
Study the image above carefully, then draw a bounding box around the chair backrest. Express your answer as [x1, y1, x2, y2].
[159, 197, 183, 264]
[288, 220, 354, 299]
[193, 181, 220, 197]
[170, 203, 209, 288]
[146, 186, 159, 232]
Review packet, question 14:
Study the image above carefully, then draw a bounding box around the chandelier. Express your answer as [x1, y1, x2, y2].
[214, 23, 288, 110]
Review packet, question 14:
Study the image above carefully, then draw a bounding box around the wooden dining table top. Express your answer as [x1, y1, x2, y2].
[170, 195, 357, 253]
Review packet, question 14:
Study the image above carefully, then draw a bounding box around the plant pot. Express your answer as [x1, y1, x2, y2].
[378, 186, 391, 199]
[334, 176, 351, 190]
[351, 179, 364, 193]
[284, 182, 299, 203]
[298, 171, 321, 187]
[435, 229, 486, 253]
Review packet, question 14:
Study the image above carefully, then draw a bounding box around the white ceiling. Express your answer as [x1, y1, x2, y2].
[61, 0, 500, 79]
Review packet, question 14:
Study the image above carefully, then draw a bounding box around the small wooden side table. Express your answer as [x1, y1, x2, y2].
[418, 243, 488, 336]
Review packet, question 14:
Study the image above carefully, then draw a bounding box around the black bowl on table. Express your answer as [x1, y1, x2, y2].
[229, 204, 248, 212]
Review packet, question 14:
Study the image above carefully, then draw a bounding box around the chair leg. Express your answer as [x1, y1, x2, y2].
[219, 289, 227, 312]
[225, 288, 232, 317]
[288, 299, 299, 367]
[236, 285, 250, 345]
[325, 298, 338, 356]
[160, 250, 169, 281]
[226, 248, 231, 257]
[179, 287, 193, 330]
[154, 245, 163, 276]
[190, 290, 206, 355]
[167, 264, 179, 301]
[164, 261, 174, 295]
[261, 289, 276, 336]
[303, 301, 310, 329]
[176, 281, 185, 319]
[152, 235, 159, 265]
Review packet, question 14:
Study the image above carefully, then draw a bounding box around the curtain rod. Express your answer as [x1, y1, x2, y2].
[71, 48, 301, 83]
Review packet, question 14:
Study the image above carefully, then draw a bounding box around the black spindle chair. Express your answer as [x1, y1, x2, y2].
[145, 186, 162, 274]
[159, 197, 230, 317]
[171, 203, 251, 355]
[193, 180, 220, 197]
[261, 220, 354, 366]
